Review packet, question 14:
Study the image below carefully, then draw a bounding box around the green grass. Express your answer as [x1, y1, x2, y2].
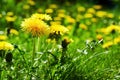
[0, 0, 120, 80]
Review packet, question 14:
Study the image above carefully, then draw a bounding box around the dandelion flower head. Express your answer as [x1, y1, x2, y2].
[31, 13, 52, 21]
[21, 18, 49, 37]
[0, 35, 7, 41]
[0, 41, 14, 51]
[10, 29, 19, 35]
[50, 24, 69, 35]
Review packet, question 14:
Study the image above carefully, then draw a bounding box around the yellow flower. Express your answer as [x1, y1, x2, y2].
[54, 17, 62, 21]
[96, 28, 108, 34]
[7, 12, 14, 16]
[49, 4, 58, 9]
[45, 8, 53, 14]
[97, 25, 120, 35]
[28, 0, 35, 6]
[23, 4, 30, 10]
[76, 14, 83, 21]
[5, 16, 17, 22]
[96, 34, 103, 40]
[91, 18, 97, 23]
[87, 8, 96, 14]
[31, 13, 52, 20]
[84, 13, 93, 18]
[50, 24, 69, 35]
[93, 5, 102, 10]
[21, 18, 49, 37]
[0, 35, 7, 41]
[77, 6, 86, 12]
[114, 36, 120, 44]
[106, 24, 120, 34]
[102, 37, 120, 48]
[79, 23, 88, 30]
[37, 8, 43, 13]
[102, 41, 113, 48]
[65, 16, 76, 24]
[114, 37, 120, 44]
[57, 13, 65, 18]
[66, 25, 72, 30]
[96, 11, 107, 18]
[107, 13, 114, 18]
[10, 29, 19, 35]
[57, 9, 66, 13]
[0, 41, 14, 51]
[63, 36, 74, 43]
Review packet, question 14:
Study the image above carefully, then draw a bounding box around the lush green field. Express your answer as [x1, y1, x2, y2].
[0, 0, 120, 80]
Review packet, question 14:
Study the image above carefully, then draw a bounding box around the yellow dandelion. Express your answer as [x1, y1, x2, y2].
[96, 34, 103, 40]
[31, 13, 52, 20]
[63, 36, 74, 43]
[91, 18, 97, 23]
[77, 6, 86, 12]
[114, 37, 120, 44]
[28, 0, 35, 6]
[87, 8, 96, 14]
[23, 4, 30, 10]
[49, 4, 58, 9]
[58, 13, 65, 18]
[96, 11, 107, 18]
[57, 9, 66, 13]
[107, 13, 114, 18]
[37, 8, 43, 13]
[76, 14, 83, 21]
[65, 16, 76, 24]
[0, 35, 7, 41]
[106, 24, 120, 34]
[66, 25, 72, 30]
[54, 17, 62, 21]
[21, 18, 49, 37]
[79, 23, 88, 30]
[0, 41, 14, 51]
[50, 24, 69, 35]
[10, 29, 19, 35]
[102, 41, 113, 48]
[93, 5, 102, 10]
[84, 13, 93, 18]
[5, 16, 17, 22]
[45, 8, 53, 14]
[7, 12, 14, 16]
[96, 28, 108, 34]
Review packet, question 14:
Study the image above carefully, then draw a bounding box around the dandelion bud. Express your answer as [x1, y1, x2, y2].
[5, 52, 13, 63]
[62, 38, 71, 50]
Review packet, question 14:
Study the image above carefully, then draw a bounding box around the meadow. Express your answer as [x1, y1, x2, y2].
[0, 0, 120, 80]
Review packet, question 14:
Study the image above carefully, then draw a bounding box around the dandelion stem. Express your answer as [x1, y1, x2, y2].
[37, 37, 40, 52]
[32, 37, 36, 65]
